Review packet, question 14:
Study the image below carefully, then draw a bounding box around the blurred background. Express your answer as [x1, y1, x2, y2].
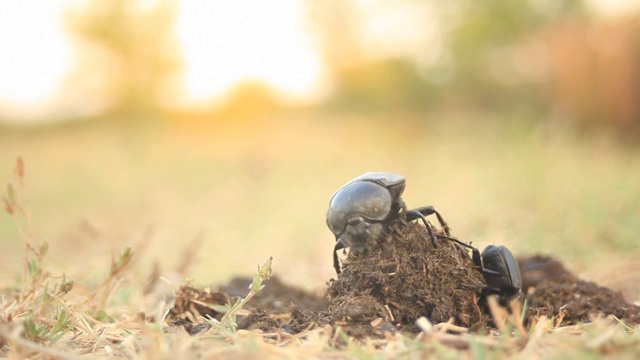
[1, 0, 639, 298]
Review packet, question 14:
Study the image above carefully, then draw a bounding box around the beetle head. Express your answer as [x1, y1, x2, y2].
[335, 216, 385, 254]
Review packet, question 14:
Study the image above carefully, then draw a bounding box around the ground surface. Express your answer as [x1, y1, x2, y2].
[168, 220, 640, 341]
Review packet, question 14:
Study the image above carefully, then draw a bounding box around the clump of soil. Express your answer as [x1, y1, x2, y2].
[518, 255, 578, 290]
[327, 221, 485, 330]
[167, 277, 330, 334]
[517, 255, 640, 325]
[220, 275, 329, 313]
[170, 285, 230, 321]
[168, 285, 230, 335]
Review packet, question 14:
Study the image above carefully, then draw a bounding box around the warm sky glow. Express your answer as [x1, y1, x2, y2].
[176, 0, 324, 106]
[0, 0, 324, 121]
[0, 2, 74, 120]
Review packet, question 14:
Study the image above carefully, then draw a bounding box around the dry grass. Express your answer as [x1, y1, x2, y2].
[1, 247, 637, 359]
[1, 112, 639, 357]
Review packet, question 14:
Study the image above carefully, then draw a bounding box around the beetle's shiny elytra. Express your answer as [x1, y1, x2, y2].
[478, 245, 522, 299]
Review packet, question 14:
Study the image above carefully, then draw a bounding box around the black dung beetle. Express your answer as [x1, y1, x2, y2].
[327, 172, 450, 274]
[441, 236, 522, 301]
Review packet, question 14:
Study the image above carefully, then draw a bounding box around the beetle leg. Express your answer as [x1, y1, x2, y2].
[396, 199, 408, 225]
[406, 210, 438, 246]
[333, 241, 345, 274]
[471, 247, 483, 270]
[409, 206, 450, 236]
[437, 234, 473, 249]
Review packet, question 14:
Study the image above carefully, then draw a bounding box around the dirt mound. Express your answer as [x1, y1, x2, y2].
[518, 255, 578, 290]
[327, 221, 484, 330]
[518, 255, 640, 325]
[167, 236, 640, 337]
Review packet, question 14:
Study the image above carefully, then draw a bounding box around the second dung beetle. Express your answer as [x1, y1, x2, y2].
[474, 244, 522, 301]
[326, 172, 450, 274]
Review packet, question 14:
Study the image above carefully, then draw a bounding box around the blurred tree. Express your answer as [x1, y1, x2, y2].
[329, 58, 440, 113]
[305, 0, 586, 115]
[304, 0, 366, 72]
[305, 0, 442, 113]
[543, 15, 640, 136]
[305, 0, 640, 136]
[65, 0, 182, 116]
[444, 0, 585, 109]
